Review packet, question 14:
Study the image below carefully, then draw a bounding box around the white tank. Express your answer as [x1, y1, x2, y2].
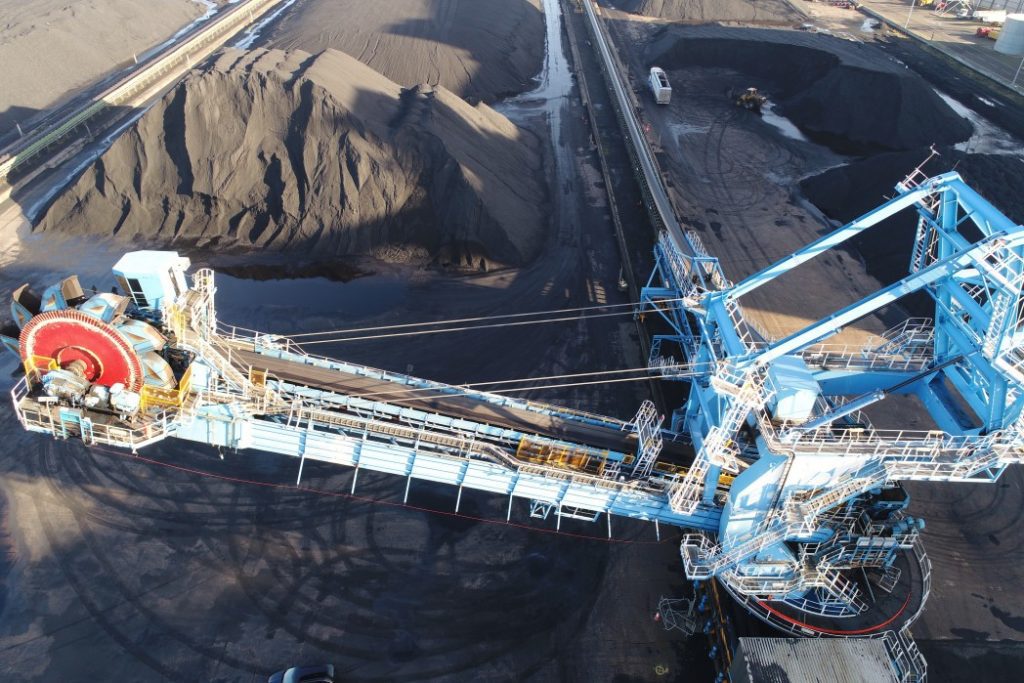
[995, 14, 1024, 55]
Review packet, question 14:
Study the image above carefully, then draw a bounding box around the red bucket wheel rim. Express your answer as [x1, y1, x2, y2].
[19, 309, 143, 392]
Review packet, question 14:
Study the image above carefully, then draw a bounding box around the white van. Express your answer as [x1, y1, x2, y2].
[649, 67, 671, 105]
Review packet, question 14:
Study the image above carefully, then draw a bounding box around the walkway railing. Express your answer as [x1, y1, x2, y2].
[12, 376, 177, 450]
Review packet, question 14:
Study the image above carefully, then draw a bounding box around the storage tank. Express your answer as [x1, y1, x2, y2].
[996, 14, 1024, 55]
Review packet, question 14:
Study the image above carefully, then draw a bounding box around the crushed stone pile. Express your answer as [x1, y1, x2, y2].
[35, 48, 548, 269]
[611, 0, 802, 24]
[262, 0, 545, 102]
[647, 30, 973, 152]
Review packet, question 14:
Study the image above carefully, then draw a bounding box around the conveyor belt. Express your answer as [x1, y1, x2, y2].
[236, 349, 691, 460]
[581, 0, 694, 259]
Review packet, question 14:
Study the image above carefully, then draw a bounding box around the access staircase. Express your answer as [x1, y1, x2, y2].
[783, 467, 888, 536]
[628, 400, 663, 477]
[669, 367, 769, 514]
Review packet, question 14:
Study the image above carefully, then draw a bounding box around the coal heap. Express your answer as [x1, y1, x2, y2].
[612, 0, 802, 24]
[646, 30, 973, 153]
[36, 48, 548, 269]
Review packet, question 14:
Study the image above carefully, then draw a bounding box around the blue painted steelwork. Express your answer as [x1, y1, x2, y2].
[165, 355, 722, 531]
[640, 167, 1024, 634]
[7, 254, 723, 535]
[176, 410, 721, 530]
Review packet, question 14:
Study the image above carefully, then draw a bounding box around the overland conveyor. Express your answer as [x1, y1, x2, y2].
[0, 0, 286, 184]
[580, 0, 697, 261]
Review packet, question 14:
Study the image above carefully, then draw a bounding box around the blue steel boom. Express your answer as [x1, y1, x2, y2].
[4, 165, 1024, 680]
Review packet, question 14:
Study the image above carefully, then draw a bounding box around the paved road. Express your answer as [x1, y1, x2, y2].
[860, 0, 1024, 92]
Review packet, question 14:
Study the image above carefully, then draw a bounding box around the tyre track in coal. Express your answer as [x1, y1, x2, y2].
[31, 442, 398, 675]
[34, 441, 274, 678]
[14, 425, 629, 680]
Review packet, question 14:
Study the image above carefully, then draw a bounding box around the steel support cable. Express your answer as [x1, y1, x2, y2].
[294, 310, 640, 345]
[232, 296, 690, 340]
[297, 362, 708, 405]
[283, 373, 699, 419]
[451, 374, 678, 395]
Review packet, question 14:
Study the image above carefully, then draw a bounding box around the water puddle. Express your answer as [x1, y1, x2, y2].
[214, 272, 409, 323]
[496, 0, 572, 119]
[494, 0, 574, 230]
[860, 18, 881, 33]
[670, 122, 711, 136]
[761, 103, 809, 142]
[935, 90, 1022, 156]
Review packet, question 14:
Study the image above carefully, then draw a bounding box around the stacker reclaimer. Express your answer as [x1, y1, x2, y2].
[5, 164, 1024, 681]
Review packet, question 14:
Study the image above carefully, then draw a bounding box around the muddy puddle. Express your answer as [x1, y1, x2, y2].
[761, 102, 809, 142]
[934, 90, 1023, 157]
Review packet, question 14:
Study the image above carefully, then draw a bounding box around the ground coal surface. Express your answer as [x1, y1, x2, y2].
[606, 19, 900, 347]
[644, 26, 973, 153]
[800, 148, 1024, 311]
[0, 435, 687, 681]
[260, 0, 545, 103]
[0, 0, 206, 136]
[0, 11, 698, 670]
[876, 35, 1024, 144]
[609, 0, 803, 24]
[34, 48, 548, 270]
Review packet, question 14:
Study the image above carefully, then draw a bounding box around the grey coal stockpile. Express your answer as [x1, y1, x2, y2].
[610, 0, 803, 24]
[261, 0, 545, 103]
[35, 48, 548, 270]
[647, 28, 973, 153]
[0, 0, 206, 135]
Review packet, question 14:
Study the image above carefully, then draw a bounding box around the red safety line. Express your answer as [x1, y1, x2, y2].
[87, 444, 670, 546]
[754, 588, 913, 635]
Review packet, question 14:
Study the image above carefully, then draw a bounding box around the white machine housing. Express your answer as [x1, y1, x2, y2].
[113, 251, 190, 312]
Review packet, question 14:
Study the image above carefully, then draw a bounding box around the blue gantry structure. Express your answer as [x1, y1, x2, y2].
[4, 166, 1024, 678]
[640, 164, 1024, 639]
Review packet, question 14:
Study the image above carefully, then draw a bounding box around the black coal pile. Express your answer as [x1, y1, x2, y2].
[262, 0, 546, 103]
[646, 29, 973, 153]
[611, 0, 802, 24]
[801, 149, 1024, 294]
[35, 48, 548, 270]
